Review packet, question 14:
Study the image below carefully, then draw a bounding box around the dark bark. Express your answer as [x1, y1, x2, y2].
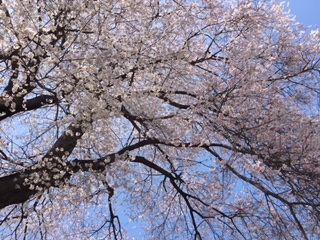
[0, 122, 83, 210]
[0, 95, 56, 121]
[0, 172, 37, 209]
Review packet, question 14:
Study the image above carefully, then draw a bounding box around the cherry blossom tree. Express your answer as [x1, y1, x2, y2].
[0, 0, 319, 239]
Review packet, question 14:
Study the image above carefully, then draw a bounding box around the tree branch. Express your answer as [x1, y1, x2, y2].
[0, 95, 56, 121]
[0, 121, 83, 209]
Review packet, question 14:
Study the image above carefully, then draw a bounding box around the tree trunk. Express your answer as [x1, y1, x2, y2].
[0, 172, 36, 209]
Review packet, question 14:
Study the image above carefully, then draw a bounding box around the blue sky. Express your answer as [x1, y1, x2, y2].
[287, 0, 320, 28]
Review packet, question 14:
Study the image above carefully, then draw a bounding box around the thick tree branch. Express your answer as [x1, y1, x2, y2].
[0, 172, 36, 210]
[0, 95, 56, 121]
[0, 121, 83, 209]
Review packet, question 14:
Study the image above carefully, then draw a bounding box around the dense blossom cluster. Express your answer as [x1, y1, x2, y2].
[0, 0, 319, 239]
